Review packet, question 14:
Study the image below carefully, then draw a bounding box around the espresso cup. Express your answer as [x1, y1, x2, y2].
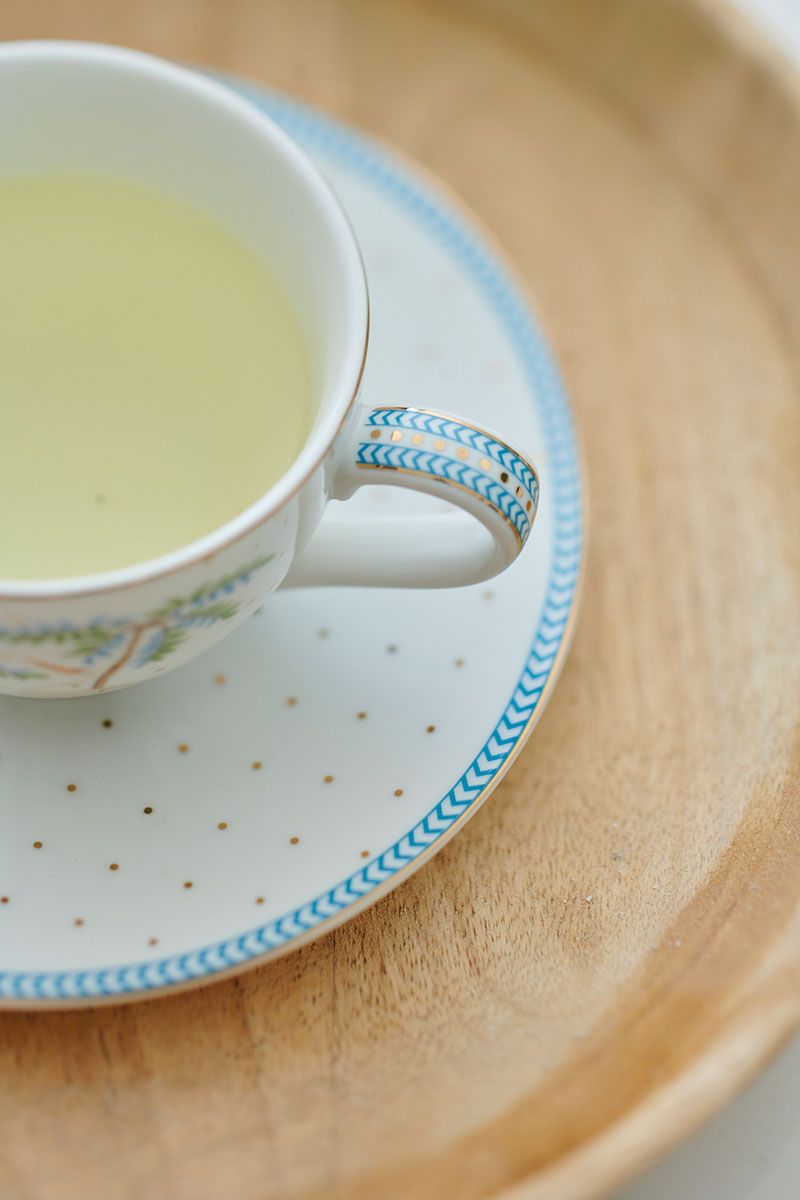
[0, 41, 539, 699]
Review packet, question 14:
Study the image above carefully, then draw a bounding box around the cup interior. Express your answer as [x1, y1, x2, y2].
[0, 40, 367, 472]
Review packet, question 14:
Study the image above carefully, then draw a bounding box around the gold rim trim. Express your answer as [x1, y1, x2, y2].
[0, 108, 589, 1011]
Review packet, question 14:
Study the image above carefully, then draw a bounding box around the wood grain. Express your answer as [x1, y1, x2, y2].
[1, 1, 799, 1198]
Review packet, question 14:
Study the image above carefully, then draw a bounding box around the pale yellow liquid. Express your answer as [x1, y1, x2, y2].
[0, 175, 312, 580]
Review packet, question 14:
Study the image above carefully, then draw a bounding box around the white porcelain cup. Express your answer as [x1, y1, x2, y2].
[0, 41, 540, 698]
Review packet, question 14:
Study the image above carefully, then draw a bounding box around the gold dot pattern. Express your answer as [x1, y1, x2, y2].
[289, 836, 300, 846]
[370, 428, 381, 440]
[183, 881, 193, 889]
[390, 430, 403, 443]
[66, 783, 77, 793]
[356, 711, 367, 721]
[74, 918, 84, 927]
[251, 761, 263, 770]
[323, 775, 334, 784]
[178, 743, 189, 754]
[360, 850, 370, 859]
[214, 674, 227, 686]
[33, 841, 42, 850]
[109, 863, 119, 872]
[457, 446, 469, 460]
[411, 433, 424, 446]
[394, 788, 404, 797]
[286, 697, 298, 707]
[101, 719, 113, 729]
[255, 896, 265, 905]
[217, 822, 228, 831]
[1, 897, 8, 905]
[148, 937, 159, 946]
[143, 806, 153, 815]
[426, 725, 436, 734]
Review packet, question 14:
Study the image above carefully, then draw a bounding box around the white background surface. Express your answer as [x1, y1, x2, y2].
[615, 2, 800, 1197]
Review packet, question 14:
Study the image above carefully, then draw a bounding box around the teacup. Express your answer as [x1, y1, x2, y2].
[0, 41, 539, 699]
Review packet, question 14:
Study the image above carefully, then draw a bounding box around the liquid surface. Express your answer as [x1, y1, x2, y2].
[0, 175, 311, 580]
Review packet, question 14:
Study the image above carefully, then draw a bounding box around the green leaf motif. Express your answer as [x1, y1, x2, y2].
[66, 627, 120, 659]
[145, 626, 188, 663]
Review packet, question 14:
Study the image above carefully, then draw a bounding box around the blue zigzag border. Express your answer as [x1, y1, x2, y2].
[0, 83, 584, 1002]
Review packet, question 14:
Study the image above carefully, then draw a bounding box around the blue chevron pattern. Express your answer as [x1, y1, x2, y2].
[0, 82, 583, 1002]
[365, 409, 539, 499]
[356, 438, 532, 543]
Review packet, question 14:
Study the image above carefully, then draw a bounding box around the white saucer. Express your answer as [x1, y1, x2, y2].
[0, 81, 584, 1006]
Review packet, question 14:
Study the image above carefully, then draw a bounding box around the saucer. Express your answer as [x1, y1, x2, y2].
[0, 81, 583, 1006]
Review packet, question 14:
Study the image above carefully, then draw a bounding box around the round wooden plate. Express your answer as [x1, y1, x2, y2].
[0, 2, 798, 1198]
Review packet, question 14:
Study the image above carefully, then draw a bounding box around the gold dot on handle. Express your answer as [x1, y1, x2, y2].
[286, 697, 298, 707]
[66, 783, 77, 793]
[323, 775, 334, 784]
[500, 472, 509, 484]
[183, 881, 193, 889]
[370, 428, 381, 440]
[426, 725, 436, 734]
[214, 674, 227, 686]
[33, 841, 43, 850]
[218, 821, 228, 830]
[394, 788, 404, 797]
[457, 447, 469, 460]
[480, 457, 491, 471]
[433, 439, 445, 451]
[516, 485, 524, 498]
[252, 761, 262, 770]
[289, 836, 300, 845]
[390, 430, 403, 443]
[411, 433, 424, 446]
[143, 806, 153, 815]
[109, 863, 119, 871]
[527, 499, 533, 512]
[360, 850, 370, 859]
[178, 743, 189, 753]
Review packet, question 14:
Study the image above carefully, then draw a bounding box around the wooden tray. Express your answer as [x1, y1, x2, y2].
[1, 1, 798, 1197]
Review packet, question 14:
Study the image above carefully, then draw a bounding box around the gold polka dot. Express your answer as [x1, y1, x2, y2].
[289, 836, 300, 845]
[74, 918, 84, 927]
[143, 806, 153, 815]
[214, 674, 227, 686]
[516, 485, 524, 498]
[356, 711, 367, 721]
[109, 863, 119, 871]
[252, 761, 263, 770]
[255, 896, 265, 905]
[183, 880, 193, 889]
[178, 743, 189, 753]
[370, 428, 381, 440]
[286, 697, 298, 707]
[411, 433, 424, 446]
[426, 724, 436, 733]
[148, 937, 159, 946]
[457, 447, 469, 460]
[360, 850, 370, 859]
[323, 774, 334, 784]
[1, 896, 8, 904]
[526, 500, 533, 512]
[434, 439, 445, 451]
[455, 658, 465, 668]
[66, 783, 77, 793]
[500, 472, 509, 484]
[483, 589, 494, 600]
[390, 430, 403, 443]
[218, 821, 228, 830]
[394, 788, 404, 797]
[101, 718, 113, 729]
[33, 841, 42, 850]
[480, 457, 491, 471]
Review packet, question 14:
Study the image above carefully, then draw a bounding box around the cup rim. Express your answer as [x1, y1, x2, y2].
[0, 40, 369, 601]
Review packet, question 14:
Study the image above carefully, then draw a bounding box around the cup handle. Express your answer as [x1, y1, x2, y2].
[282, 404, 539, 588]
